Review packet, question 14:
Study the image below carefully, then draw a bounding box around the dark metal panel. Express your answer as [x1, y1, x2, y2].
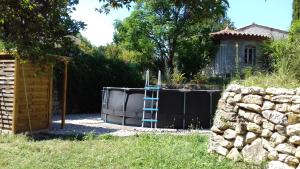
[101, 87, 221, 129]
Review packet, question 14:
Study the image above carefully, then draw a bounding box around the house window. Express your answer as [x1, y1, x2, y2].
[244, 46, 256, 65]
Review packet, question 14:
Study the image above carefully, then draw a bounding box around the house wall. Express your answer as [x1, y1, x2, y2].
[212, 39, 262, 76]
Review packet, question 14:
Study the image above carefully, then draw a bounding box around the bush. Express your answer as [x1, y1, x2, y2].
[170, 69, 186, 84]
[66, 54, 143, 113]
[191, 72, 208, 85]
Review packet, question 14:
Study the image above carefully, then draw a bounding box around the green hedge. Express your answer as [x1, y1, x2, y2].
[72, 55, 142, 113]
[55, 53, 143, 113]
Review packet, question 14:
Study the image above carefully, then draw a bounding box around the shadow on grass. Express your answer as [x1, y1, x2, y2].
[27, 123, 118, 141]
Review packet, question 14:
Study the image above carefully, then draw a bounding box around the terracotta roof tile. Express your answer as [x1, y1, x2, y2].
[210, 26, 270, 39]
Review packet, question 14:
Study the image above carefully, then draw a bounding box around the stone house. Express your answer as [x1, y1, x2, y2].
[208, 23, 288, 77]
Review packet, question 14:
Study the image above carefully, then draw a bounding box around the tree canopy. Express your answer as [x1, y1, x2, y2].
[113, 0, 230, 77]
[0, 0, 85, 62]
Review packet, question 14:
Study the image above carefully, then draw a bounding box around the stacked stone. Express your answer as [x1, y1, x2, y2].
[209, 84, 300, 169]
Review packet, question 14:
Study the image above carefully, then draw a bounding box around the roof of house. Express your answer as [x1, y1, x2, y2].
[210, 26, 269, 39]
[237, 23, 288, 34]
[210, 23, 288, 40]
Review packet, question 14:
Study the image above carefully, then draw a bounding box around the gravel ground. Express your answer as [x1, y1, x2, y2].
[50, 113, 210, 137]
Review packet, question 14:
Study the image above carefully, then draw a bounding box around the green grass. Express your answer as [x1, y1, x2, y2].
[233, 72, 300, 89]
[0, 134, 262, 169]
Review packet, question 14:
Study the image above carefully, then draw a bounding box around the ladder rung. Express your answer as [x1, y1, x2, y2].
[142, 119, 158, 122]
[144, 97, 159, 101]
[143, 108, 159, 111]
[144, 86, 160, 90]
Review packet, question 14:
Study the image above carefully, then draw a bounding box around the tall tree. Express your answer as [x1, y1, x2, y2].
[293, 0, 300, 23]
[113, 0, 229, 75]
[0, 0, 85, 62]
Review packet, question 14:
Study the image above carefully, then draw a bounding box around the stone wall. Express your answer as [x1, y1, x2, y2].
[209, 84, 300, 169]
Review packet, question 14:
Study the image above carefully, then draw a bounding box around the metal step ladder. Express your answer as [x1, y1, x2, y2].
[142, 70, 161, 128]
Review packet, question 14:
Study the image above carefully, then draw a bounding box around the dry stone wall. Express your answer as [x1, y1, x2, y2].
[209, 84, 300, 169]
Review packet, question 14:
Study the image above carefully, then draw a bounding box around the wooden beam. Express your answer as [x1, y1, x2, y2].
[61, 60, 69, 129]
[48, 65, 53, 130]
[12, 59, 18, 134]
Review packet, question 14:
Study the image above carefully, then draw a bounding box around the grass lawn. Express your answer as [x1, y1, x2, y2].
[0, 134, 263, 169]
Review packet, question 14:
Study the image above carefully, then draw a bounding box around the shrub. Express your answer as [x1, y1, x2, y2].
[170, 69, 186, 84]
[191, 72, 208, 85]
[66, 54, 143, 113]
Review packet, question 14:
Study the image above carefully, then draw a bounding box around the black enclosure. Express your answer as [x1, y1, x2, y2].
[101, 87, 221, 129]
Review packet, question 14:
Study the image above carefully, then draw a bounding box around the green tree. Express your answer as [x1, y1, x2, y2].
[98, 0, 133, 13]
[113, 13, 156, 71]
[293, 0, 300, 23]
[113, 0, 229, 75]
[0, 0, 85, 62]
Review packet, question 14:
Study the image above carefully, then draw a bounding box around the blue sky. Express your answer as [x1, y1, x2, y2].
[71, 0, 293, 46]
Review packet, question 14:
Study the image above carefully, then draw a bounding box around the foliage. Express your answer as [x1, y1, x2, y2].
[0, 40, 4, 52]
[0, 134, 263, 169]
[191, 72, 208, 85]
[53, 34, 143, 113]
[76, 34, 102, 56]
[289, 20, 300, 80]
[207, 76, 231, 86]
[68, 55, 142, 113]
[170, 69, 186, 84]
[263, 21, 300, 75]
[237, 20, 300, 89]
[289, 20, 300, 43]
[113, 14, 156, 72]
[176, 19, 233, 79]
[104, 43, 141, 62]
[0, 0, 85, 63]
[234, 72, 299, 89]
[113, 0, 230, 74]
[233, 66, 255, 80]
[98, 0, 134, 14]
[260, 39, 293, 72]
[292, 0, 300, 23]
[242, 67, 255, 80]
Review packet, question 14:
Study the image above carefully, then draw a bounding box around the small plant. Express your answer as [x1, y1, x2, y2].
[83, 131, 97, 140]
[241, 66, 254, 79]
[191, 72, 208, 85]
[170, 68, 186, 84]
